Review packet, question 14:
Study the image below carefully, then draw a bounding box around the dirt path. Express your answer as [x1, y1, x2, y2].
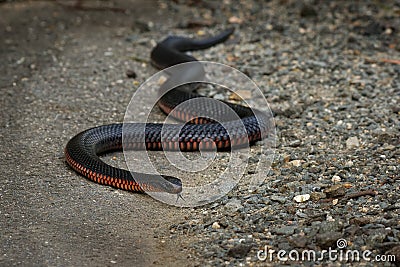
[0, 1, 194, 266]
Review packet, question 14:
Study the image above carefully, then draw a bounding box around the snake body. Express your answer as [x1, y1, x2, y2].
[65, 29, 270, 194]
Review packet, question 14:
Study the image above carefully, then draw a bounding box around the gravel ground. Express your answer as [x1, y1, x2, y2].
[1, 0, 399, 266]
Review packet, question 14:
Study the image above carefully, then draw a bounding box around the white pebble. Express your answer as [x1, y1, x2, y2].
[157, 75, 167, 85]
[361, 207, 369, 213]
[212, 222, 220, 229]
[289, 160, 302, 167]
[345, 160, 354, 167]
[326, 214, 335, 221]
[332, 175, 341, 183]
[293, 194, 310, 203]
[346, 136, 360, 149]
[213, 93, 225, 100]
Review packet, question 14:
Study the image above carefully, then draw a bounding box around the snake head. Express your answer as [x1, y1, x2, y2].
[160, 175, 183, 194]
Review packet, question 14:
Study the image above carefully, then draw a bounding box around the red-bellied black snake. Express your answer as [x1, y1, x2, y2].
[64, 29, 271, 195]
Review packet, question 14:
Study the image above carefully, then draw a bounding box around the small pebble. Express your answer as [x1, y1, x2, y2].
[157, 75, 167, 85]
[211, 222, 221, 229]
[213, 93, 225, 100]
[326, 214, 336, 222]
[126, 69, 137, 78]
[383, 144, 395, 150]
[289, 159, 302, 167]
[350, 217, 371, 226]
[346, 137, 360, 149]
[343, 183, 352, 189]
[228, 16, 243, 24]
[293, 194, 310, 203]
[310, 192, 326, 201]
[270, 195, 287, 204]
[324, 184, 346, 198]
[345, 161, 354, 168]
[274, 226, 296, 235]
[361, 207, 369, 213]
[331, 175, 341, 183]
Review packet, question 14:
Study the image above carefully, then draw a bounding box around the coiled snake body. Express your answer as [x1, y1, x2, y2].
[65, 29, 270, 194]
